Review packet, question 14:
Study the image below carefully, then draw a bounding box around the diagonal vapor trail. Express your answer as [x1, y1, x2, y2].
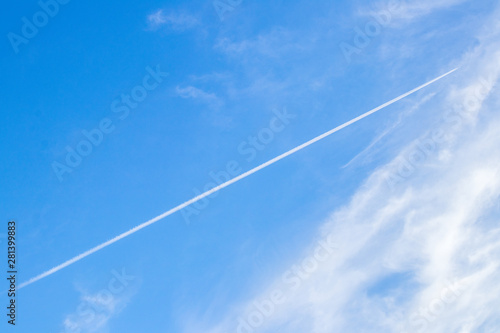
[19, 68, 458, 290]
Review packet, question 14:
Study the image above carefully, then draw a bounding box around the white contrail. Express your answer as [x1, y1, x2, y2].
[19, 68, 457, 289]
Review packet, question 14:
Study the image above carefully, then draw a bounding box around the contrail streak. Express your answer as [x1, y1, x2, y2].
[19, 68, 457, 289]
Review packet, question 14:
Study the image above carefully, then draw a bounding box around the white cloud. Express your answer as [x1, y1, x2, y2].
[366, 0, 468, 25]
[175, 85, 224, 109]
[146, 9, 199, 31]
[61, 269, 136, 333]
[62, 292, 123, 333]
[214, 28, 303, 59]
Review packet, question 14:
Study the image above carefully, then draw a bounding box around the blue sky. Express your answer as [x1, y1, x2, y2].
[2, 0, 500, 332]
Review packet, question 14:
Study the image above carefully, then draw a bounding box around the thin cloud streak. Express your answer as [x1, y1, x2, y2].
[341, 92, 437, 169]
[18, 69, 457, 290]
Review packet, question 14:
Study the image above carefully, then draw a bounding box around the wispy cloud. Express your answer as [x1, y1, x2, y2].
[175, 85, 224, 109]
[62, 291, 126, 333]
[365, 0, 468, 25]
[146, 9, 199, 32]
[342, 92, 437, 169]
[214, 28, 303, 58]
[61, 269, 136, 333]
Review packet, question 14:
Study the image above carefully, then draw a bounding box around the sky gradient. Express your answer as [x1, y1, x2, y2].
[1, 0, 500, 332]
